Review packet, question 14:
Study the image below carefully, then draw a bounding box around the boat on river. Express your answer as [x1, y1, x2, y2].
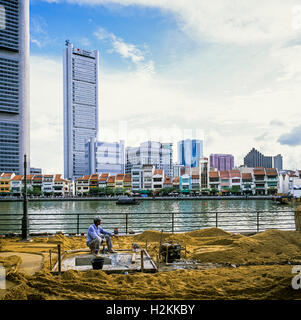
[116, 197, 141, 205]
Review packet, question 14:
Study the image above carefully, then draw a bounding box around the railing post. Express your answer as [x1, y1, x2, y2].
[57, 244, 61, 275]
[77, 214, 80, 235]
[257, 212, 260, 233]
[216, 212, 218, 228]
[172, 212, 174, 234]
[125, 212, 128, 235]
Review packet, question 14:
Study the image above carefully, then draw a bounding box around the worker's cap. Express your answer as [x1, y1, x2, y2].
[93, 216, 102, 224]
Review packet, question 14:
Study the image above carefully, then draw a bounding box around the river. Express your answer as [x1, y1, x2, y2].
[0, 199, 295, 234]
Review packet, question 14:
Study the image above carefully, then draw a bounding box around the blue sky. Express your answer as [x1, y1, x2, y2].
[29, 0, 301, 173]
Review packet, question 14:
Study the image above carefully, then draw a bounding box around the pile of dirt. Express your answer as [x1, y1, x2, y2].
[0, 255, 22, 275]
[1, 228, 301, 300]
[2, 265, 300, 300]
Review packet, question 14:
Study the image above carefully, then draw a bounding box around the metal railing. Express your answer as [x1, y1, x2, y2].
[0, 210, 295, 236]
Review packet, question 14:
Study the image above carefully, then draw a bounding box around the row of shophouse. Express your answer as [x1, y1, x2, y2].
[1, 167, 301, 196]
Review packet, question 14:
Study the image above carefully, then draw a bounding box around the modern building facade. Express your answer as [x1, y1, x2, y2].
[85, 138, 125, 176]
[273, 154, 283, 171]
[63, 41, 99, 180]
[0, 0, 30, 174]
[244, 148, 282, 169]
[210, 154, 234, 171]
[125, 141, 173, 175]
[178, 139, 203, 168]
[199, 157, 209, 189]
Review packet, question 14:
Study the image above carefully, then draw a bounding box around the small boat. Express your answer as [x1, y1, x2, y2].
[116, 197, 141, 205]
[275, 196, 291, 205]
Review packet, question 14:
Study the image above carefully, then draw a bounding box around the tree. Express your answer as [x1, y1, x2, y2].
[210, 188, 219, 195]
[230, 186, 242, 195]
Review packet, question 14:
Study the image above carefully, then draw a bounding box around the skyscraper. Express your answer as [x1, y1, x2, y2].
[273, 154, 283, 171]
[0, 0, 30, 174]
[178, 139, 203, 168]
[244, 148, 282, 169]
[210, 154, 234, 171]
[63, 41, 99, 180]
[85, 138, 125, 176]
[125, 141, 173, 176]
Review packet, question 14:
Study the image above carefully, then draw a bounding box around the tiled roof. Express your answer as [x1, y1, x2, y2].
[116, 174, 125, 180]
[77, 175, 90, 181]
[0, 173, 14, 178]
[54, 174, 68, 182]
[242, 173, 252, 180]
[100, 173, 109, 178]
[164, 177, 172, 183]
[209, 171, 219, 178]
[172, 177, 180, 183]
[253, 167, 265, 175]
[230, 170, 241, 178]
[44, 175, 53, 178]
[153, 169, 163, 175]
[11, 175, 23, 181]
[107, 176, 116, 183]
[220, 171, 230, 178]
[191, 174, 199, 179]
[123, 174, 131, 182]
[265, 168, 278, 176]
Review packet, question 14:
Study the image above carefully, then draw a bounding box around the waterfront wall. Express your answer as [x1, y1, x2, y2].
[0, 195, 278, 202]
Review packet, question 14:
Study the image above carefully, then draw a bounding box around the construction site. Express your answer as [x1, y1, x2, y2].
[1, 224, 301, 300]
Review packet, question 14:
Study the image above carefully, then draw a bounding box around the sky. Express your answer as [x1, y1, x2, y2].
[29, 0, 301, 173]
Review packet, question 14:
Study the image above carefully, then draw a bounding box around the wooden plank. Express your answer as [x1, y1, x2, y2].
[131, 253, 136, 264]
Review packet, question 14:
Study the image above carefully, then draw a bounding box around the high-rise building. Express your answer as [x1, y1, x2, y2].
[210, 154, 234, 171]
[85, 138, 125, 176]
[0, 0, 30, 174]
[199, 157, 209, 189]
[244, 148, 282, 169]
[125, 141, 173, 176]
[63, 41, 99, 180]
[273, 154, 283, 171]
[178, 139, 203, 168]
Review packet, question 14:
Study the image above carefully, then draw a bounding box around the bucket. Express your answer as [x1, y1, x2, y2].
[91, 257, 104, 270]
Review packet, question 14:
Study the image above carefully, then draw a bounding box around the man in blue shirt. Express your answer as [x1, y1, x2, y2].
[87, 216, 118, 254]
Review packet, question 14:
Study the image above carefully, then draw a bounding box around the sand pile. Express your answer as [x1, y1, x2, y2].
[0, 255, 22, 275]
[2, 265, 300, 300]
[1, 228, 301, 300]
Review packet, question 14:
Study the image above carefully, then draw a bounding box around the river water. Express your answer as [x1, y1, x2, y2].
[0, 199, 295, 234]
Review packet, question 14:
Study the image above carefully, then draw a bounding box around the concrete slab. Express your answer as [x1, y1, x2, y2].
[75, 255, 111, 266]
[59, 251, 157, 273]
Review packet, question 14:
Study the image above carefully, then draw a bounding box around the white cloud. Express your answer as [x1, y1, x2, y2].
[94, 27, 154, 74]
[44, 0, 301, 45]
[30, 56, 63, 173]
[33, 1, 301, 171]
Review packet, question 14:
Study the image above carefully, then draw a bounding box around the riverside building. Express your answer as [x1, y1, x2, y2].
[0, 0, 30, 174]
[125, 141, 173, 176]
[63, 41, 99, 180]
[210, 154, 234, 171]
[178, 139, 203, 168]
[244, 148, 283, 170]
[85, 138, 125, 176]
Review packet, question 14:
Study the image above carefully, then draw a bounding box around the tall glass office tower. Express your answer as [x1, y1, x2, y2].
[178, 139, 203, 168]
[0, 0, 30, 174]
[63, 41, 99, 180]
[125, 141, 173, 176]
[85, 138, 125, 176]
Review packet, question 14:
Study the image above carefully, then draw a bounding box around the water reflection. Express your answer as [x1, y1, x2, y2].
[0, 199, 294, 234]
